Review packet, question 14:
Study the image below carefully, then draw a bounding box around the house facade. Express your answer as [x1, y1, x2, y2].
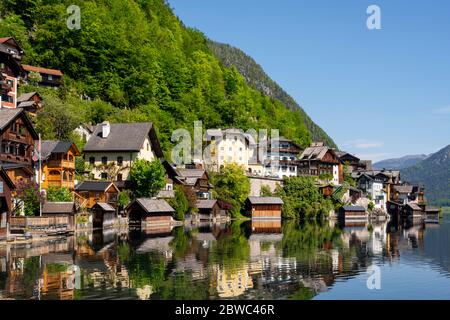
[264, 136, 301, 179]
[298, 142, 342, 185]
[38, 141, 80, 191]
[22, 64, 63, 88]
[74, 181, 119, 209]
[0, 167, 15, 240]
[0, 37, 23, 109]
[83, 122, 164, 182]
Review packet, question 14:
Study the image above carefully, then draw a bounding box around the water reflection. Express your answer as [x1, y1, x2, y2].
[1, 215, 450, 300]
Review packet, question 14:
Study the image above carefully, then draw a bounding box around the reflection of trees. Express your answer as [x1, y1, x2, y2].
[209, 221, 250, 271]
[158, 272, 210, 300]
[170, 227, 192, 259]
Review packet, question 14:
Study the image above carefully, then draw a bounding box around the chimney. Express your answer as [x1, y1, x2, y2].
[102, 121, 110, 138]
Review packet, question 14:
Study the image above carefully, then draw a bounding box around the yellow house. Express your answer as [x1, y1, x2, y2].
[83, 122, 164, 183]
[40, 141, 80, 191]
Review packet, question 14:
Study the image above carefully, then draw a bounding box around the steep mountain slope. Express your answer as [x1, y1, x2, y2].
[0, 0, 329, 152]
[401, 145, 450, 205]
[374, 154, 428, 170]
[208, 41, 337, 149]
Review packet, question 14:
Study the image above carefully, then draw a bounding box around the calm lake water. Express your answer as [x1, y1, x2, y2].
[1, 215, 449, 300]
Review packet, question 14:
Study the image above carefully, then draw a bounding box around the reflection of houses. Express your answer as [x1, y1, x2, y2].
[74, 181, 119, 209]
[212, 265, 254, 298]
[83, 121, 164, 183]
[298, 142, 342, 185]
[136, 236, 174, 260]
[251, 219, 282, 233]
[39, 140, 80, 191]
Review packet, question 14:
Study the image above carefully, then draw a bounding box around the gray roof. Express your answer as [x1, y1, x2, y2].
[300, 145, 335, 161]
[196, 200, 218, 209]
[406, 203, 423, 211]
[84, 122, 162, 155]
[18, 101, 35, 108]
[42, 202, 76, 214]
[40, 140, 76, 159]
[247, 196, 284, 205]
[134, 198, 175, 213]
[0, 108, 38, 139]
[93, 202, 115, 212]
[75, 181, 117, 192]
[17, 92, 39, 102]
[177, 169, 205, 178]
[393, 185, 414, 194]
[341, 206, 366, 212]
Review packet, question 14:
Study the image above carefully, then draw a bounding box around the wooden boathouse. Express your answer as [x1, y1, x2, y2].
[91, 202, 116, 229]
[244, 196, 283, 220]
[126, 198, 175, 229]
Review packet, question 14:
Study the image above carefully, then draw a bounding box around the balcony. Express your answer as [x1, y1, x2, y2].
[47, 180, 73, 189]
[47, 160, 75, 169]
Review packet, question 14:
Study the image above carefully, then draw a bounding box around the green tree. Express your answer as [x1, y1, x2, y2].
[260, 185, 273, 197]
[14, 180, 43, 216]
[169, 185, 189, 221]
[46, 187, 72, 202]
[211, 164, 250, 217]
[129, 159, 165, 198]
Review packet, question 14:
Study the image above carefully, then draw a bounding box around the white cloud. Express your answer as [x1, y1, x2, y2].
[432, 106, 450, 115]
[342, 139, 383, 149]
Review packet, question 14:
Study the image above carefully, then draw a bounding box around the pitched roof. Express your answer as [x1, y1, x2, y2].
[18, 101, 35, 108]
[341, 205, 366, 212]
[42, 202, 76, 214]
[17, 92, 40, 102]
[40, 140, 79, 159]
[75, 181, 117, 192]
[394, 185, 414, 194]
[196, 200, 218, 209]
[406, 203, 423, 211]
[93, 202, 115, 212]
[0, 108, 38, 139]
[247, 196, 284, 205]
[133, 198, 174, 213]
[22, 64, 63, 76]
[157, 189, 175, 199]
[300, 145, 337, 162]
[83, 122, 163, 156]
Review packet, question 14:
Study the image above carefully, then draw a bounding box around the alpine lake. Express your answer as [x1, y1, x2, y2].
[1, 213, 450, 300]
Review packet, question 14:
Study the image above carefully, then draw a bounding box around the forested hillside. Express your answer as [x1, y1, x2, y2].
[374, 154, 428, 170]
[0, 0, 335, 154]
[209, 41, 337, 149]
[401, 145, 450, 205]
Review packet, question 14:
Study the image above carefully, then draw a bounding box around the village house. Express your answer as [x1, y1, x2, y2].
[91, 202, 116, 229]
[16, 92, 43, 116]
[244, 196, 284, 220]
[0, 108, 38, 185]
[38, 140, 80, 191]
[392, 184, 425, 204]
[126, 198, 175, 229]
[0, 166, 15, 241]
[204, 128, 253, 172]
[83, 121, 164, 183]
[264, 136, 302, 179]
[22, 65, 63, 88]
[298, 142, 342, 185]
[0, 37, 23, 109]
[335, 151, 367, 173]
[354, 173, 387, 211]
[338, 205, 367, 222]
[196, 199, 222, 222]
[74, 181, 119, 209]
[73, 123, 96, 143]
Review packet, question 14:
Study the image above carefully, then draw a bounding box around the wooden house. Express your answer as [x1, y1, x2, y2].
[41, 202, 77, 232]
[83, 121, 164, 183]
[319, 184, 334, 197]
[74, 181, 119, 209]
[17, 92, 43, 116]
[125, 198, 175, 228]
[0, 37, 23, 109]
[22, 64, 63, 88]
[91, 202, 116, 229]
[338, 205, 367, 222]
[298, 142, 342, 185]
[405, 203, 424, 219]
[39, 140, 80, 191]
[335, 151, 365, 173]
[0, 108, 38, 167]
[0, 166, 15, 240]
[244, 196, 283, 220]
[2, 163, 34, 185]
[196, 199, 221, 221]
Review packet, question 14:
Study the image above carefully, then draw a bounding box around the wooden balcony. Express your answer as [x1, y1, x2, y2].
[47, 180, 74, 189]
[0, 152, 31, 164]
[47, 160, 75, 169]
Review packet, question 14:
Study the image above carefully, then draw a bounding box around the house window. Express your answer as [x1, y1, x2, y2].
[117, 156, 123, 166]
[101, 173, 108, 180]
[48, 74, 53, 81]
[101, 157, 107, 165]
[89, 157, 95, 165]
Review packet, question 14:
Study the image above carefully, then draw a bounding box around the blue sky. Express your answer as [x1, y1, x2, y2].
[167, 0, 450, 162]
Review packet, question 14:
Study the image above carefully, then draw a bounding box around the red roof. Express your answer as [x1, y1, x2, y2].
[22, 64, 63, 76]
[0, 37, 12, 43]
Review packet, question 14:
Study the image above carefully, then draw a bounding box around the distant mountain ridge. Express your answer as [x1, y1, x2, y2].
[374, 154, 429, 170]
[401, 145, 450, 205]
[208, 41, 337, 149]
